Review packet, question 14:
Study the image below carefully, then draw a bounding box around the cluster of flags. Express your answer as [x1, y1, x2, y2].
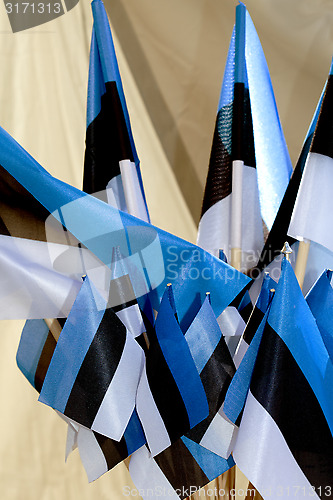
[1, 0, 331, 498]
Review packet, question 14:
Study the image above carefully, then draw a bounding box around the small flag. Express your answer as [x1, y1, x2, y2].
[85, 0, 149, 222]
[129, 440, 235, 500]
[289, 59, 333, 254]
[197, 3, 291, 272]
[39, 276, 144, 441]
[136, 285, 209, 456]
[231, 258, 333, 498]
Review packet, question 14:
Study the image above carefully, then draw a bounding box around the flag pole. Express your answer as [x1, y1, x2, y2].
[294, 239, 310, 290]
[44, 318, 62, 341]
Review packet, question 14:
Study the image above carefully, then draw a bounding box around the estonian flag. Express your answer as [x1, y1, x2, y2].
[85, 0, 149, 222]
[129, 439, 235, 500]
[289, 59, 333, 254]
[229, 258, 333, 498]
[136, 285, 209, 456]
[39, 276, 144, 442]
[197, 2, 291, 272]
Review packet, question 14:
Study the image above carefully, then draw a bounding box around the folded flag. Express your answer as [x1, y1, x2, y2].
[306, 269, 333, 360]
[85, 0, 149, 222]
[184, 295, 237, 458]
[289, 59, 333, 254]
[231, 258, 333, 498]
[255, 71, 326, 278]
[17, 314, 146, 482]
[39, 276, 144, 441]
[197, 2, 291, 271]
[136, 285, 209, 456]
[129, 439, 235, 500]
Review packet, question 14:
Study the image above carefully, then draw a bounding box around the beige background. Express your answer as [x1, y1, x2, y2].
[0, 0, 331, 498]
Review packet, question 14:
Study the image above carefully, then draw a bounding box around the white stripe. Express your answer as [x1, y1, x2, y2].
[136, 365, 171, 457]
[91, 331, 144, 441]
[77, 426, 108, 483]
[65, 422, 78, 461]
[129, 445, 179, 500]
[217, 306, 246, 337]
[0, 234, 81, 319]
[231, 160, 243, 249]
[234, 390, 319, 499]
[241, 165, 264, 271]
[233, 337, 249, 369]
[200, 409, 237, 459]
[120, 160, 150, 222]
[197, 195, 231, 258]
[197, 165, 263, 271]
[116, 303, 145, 338]
[289, 153, 333, 252]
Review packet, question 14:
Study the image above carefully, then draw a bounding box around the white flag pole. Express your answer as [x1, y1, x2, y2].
[294, 239, 310, 290]
[230, 160, 243, 271]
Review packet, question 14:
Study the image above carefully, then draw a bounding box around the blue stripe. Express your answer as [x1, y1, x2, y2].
[181, 436, 234, 481]
[245, 9, 292, 229]
[223, 309, 269, 424]
[39, 278, 105, 413]
[0, 125, 250, 324]
[256, 273, 275, 313]
[218, 27, 235, 110]
[91, 0, 139, 167]
[123, 410, 146, 455]
[156, 288, 209, 427]
[86, 28, 106, 126]
[268, 259, 333, 433]
[306, 269, 333, 360]
[16, 319, 49, 389]
[185, 297, 221, 373]
[234, 3, 246, 84]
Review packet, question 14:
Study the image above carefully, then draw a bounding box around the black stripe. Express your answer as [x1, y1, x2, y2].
[107, 274, 137, 310]
[311, 75, 333, 159]
[251, 323, 333, 493]
[83, 81, 133, 196]
[64, 308, 127, 428]
[200, 105, 232, 216]
[186, 336, 235, 442]
[243, 306, 264, 345]
[145, 326, 190, 444]
[0, 164, 80, 246]
[34, 318, 65, 393]
[254, 134, 313, 276]
[112, 298, 138, 313]
[94, 431, 128, 471]
[155, 438, 209, 498]
[34, 331, 57, 393]
[232, 83, 256, 167]
[0, 164, 51, 240]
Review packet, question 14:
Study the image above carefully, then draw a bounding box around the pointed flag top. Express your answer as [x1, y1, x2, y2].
[281, 241, 292, 261]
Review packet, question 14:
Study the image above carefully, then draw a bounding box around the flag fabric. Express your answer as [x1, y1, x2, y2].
[39, 276, 144, 441]
[136, 285, 209, 457]
[232, 272, 275, 369]
[306, 269, 333, 360]
[84, 0, 149, 222]
[184, 295, 237, 459]
[228, 258, 333, 498]
[0, 160, 84, 318]
[197, 2, 291, 272]
[254, 72, 326, 278]
[0, 121, 250, 321]
[129, 440, 235, 500]
[289, 59, 333, 253]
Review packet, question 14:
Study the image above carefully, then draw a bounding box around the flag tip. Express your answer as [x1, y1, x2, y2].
[281, 241, 293, 261]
